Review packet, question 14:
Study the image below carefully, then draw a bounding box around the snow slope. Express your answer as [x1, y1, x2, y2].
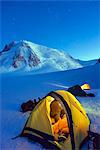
[77, 59, 97, 67]
[0, 40, 96, 74]
[0, 63, 100, 150]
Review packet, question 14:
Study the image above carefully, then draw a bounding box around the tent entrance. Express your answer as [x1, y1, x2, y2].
[49, 97, 70, 142]
[48, 91, 75, 150]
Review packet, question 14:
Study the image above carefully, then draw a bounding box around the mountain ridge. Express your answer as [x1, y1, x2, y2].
[0, 40, 97, 73]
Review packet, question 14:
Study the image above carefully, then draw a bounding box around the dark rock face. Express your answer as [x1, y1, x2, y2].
[11, 43, 41, 69]
[28, 52, 41, 67]
[12, 61, 18, 68]
[0, 41, 16, 56]
[12, 51, 41, 69]
[2, 41, 16, 53]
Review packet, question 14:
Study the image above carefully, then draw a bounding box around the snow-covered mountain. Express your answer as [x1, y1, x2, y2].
[0, 40, 97, 73]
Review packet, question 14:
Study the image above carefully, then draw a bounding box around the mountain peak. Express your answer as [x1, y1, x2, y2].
[0, 40, 96, 74]
[0, 40, 41, 72]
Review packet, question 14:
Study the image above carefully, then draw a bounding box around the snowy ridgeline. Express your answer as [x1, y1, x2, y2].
[0, 40, 97, 73]
[0, 63, 100, 150]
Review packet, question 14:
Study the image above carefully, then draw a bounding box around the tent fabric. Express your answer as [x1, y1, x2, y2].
[81, 84, 91, 90]
[22, 90, 90, 150]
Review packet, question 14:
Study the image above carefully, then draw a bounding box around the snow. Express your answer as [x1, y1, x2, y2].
[0, 40, 96, 74]
[0, 63, 100, 150]
[78, 59, 97, 67]
[77, 89, 100, 133]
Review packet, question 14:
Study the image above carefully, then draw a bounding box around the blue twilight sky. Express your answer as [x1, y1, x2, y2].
[1, 0, 100, 60]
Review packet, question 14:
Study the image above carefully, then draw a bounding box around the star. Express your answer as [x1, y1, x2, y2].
[65, 8, 71, 15]
[11, 17, 16, 25]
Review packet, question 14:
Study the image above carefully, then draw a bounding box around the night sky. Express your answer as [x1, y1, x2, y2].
[1, 1, 100, 60]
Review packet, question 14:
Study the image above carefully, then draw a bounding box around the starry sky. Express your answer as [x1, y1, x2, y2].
[1, 0, 100, 60]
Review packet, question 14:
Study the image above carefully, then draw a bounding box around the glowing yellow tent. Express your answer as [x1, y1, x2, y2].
[81, 84, 91, 90]
[21, 90, 90, 150]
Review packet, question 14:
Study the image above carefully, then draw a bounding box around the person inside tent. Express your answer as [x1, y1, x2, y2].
[50, 100, 69, 141]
